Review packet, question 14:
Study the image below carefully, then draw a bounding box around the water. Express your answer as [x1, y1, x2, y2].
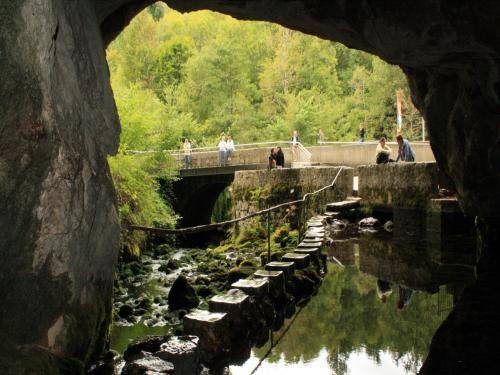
[110, 227, 476, 374]
[230, 232, 476, 374]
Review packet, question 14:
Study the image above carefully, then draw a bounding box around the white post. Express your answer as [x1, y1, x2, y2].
[422, 118, 426, 141]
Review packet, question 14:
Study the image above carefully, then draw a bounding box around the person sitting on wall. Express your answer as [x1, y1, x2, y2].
[268, 148, 277, 169]
[375, 137, 393, 164]
[275, 147, 285, 168]
[397, 285, 414, 310]
[396, 134, 416, 162]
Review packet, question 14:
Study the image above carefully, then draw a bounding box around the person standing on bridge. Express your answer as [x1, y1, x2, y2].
[182, 138, 192, 169]
[226, 135, 235, 164]
[359, 126, 366, 142]
[291, 130, 300, 161]
[218, 136, 227, 166]
[396, 134, 415, 162]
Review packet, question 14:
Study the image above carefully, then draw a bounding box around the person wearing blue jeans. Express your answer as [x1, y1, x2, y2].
[218, 136, 227, 166]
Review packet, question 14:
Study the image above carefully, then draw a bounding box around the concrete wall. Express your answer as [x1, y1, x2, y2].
[358, 162, 440, 209]
[310, 142, 435, 166]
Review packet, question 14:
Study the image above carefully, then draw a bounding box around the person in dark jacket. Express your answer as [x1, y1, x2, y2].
[268, 148, 277, 169]
[275, 147, 285, 168]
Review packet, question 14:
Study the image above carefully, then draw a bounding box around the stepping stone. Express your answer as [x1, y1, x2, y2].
[254, 270, 285, 291]
[307, 222, 324, 228]
[326, 199, 360, 212]
[265, 261, 295, 279]
[209, 289, 250, 317]
[302, 237, 324, 243]
[231, 278, 269, 297]
[298, 241, 322, 248]
[294, 247, 320, 261]
[306, 227, 325, 233]
[183, 310, 229, 360]
[282, 253, 311, 269]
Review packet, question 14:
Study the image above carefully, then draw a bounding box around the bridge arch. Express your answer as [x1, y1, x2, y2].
[1, 1, 499, 372]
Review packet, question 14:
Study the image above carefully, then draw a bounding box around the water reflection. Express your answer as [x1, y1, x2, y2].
[232, 231, 477, 374]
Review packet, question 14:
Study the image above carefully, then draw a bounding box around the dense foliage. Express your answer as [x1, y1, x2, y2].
[107, 4, 423, 151]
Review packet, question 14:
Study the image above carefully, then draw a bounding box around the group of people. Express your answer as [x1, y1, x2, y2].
[181, 135, 236, 169]
[268, 147, 285, 169]
[217, 135, 235, 166]
[375, 134, 415, 164]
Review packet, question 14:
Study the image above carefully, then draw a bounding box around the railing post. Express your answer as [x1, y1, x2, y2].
[267, 210, 271, 263]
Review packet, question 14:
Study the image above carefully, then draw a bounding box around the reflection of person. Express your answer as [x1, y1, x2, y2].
[359, 126, 366, 142]
[375, 137, 392, 164]
[397, 285, 413, 309]
[377, 279, 392, 303]
[396, 134, 415, 162]
[226, 135, 235, 163]
[268, 148, 277, 169]
[276, 147, 285, 168]
[318, 129, 325, 144]
[218, 136, 227, 166]
[182, 138, 192, 169]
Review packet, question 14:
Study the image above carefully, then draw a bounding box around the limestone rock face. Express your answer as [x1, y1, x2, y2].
[0, 0, 120, 367]
[1, 0, 500, 372]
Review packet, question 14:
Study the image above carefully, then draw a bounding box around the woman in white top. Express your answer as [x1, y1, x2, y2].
[375, 137, 392, 164]
[182, 138, 192, 168]
[226, 136, 235, 163]
[218, 136, 227, 166]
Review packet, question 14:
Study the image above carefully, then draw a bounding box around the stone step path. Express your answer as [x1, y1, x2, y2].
[179, 202, 344, 366]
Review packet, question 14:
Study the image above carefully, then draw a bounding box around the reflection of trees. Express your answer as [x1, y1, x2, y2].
[254, 263, 453, 372]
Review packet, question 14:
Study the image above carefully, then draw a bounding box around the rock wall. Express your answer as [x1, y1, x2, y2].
[0, 0, 120, 370]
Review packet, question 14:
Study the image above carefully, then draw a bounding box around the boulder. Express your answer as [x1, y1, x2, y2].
[121, 354, 174, 375]
[168, 276, 199, 311]
[124, 335, 170, 362]
[155, 335, 200, 375]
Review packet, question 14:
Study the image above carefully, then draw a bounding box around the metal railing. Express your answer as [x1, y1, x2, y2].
[126, 140, 314, 169]
[124, 167, 344, 261]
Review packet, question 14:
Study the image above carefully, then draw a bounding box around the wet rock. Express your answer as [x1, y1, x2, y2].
[155, 335, 200, 375]
[121, 354, 174, 375]
[124, 335, 170, 362]
[168, 275, 200, 311]
[331, 219, 348, 230]
[159, 259, 180, 273]
[359, 217, 380, 227]
[227, 265, 256, 285]
[383, 220, 394, 232]
[118, 304, 134, 319]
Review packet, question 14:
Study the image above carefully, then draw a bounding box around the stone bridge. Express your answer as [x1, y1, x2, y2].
[171, 142, 435, 228]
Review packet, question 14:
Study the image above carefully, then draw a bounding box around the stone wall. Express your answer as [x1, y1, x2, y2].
[231, 167, 353, 224]
[358, 162, 441, 209]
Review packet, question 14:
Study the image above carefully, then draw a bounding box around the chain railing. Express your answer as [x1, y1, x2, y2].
[124, 167, 344, 262]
